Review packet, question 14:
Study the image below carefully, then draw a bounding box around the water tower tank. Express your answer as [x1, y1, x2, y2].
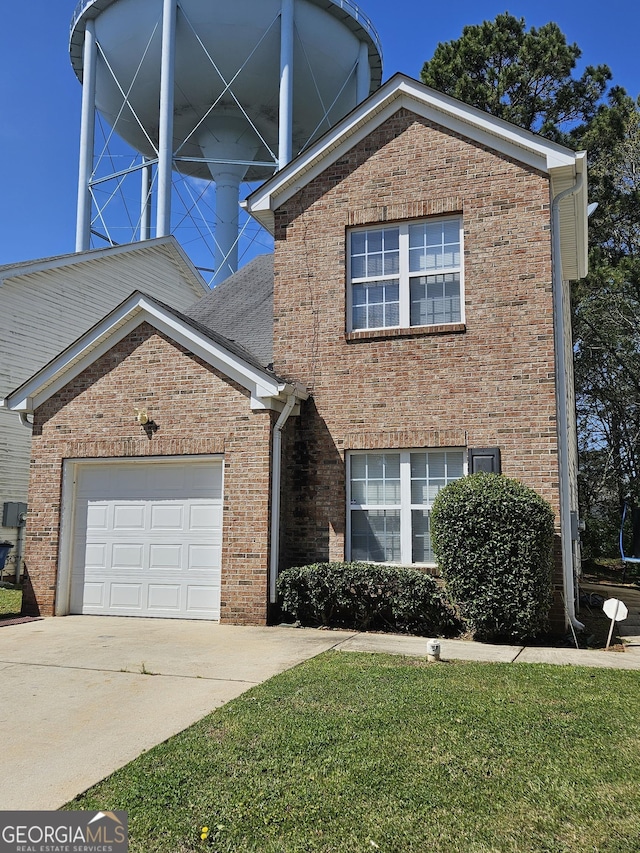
[70, 0, 382, 282]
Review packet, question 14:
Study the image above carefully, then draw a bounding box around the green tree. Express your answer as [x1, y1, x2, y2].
[420, 12, 610, 141]
[571, 92, 640, 555]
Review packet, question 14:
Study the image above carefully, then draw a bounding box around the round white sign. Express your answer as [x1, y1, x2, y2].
[603, 598, 629, 622]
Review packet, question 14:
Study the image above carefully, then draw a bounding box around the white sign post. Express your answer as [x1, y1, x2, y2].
[602, 598, 629, 650]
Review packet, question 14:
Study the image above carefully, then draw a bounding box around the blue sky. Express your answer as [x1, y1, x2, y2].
[0, 0, 638, 270]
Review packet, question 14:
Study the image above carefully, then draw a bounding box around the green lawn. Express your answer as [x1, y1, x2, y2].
[0, 587, 21, 617]
[69, 652, 640, 853]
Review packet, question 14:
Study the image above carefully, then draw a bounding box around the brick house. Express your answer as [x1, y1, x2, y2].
[3, 75, 588, 629]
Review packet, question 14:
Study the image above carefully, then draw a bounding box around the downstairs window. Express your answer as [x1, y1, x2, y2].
[348, 449, 465, 565]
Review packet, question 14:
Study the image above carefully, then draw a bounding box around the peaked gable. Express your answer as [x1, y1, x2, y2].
[245, 73, 587, 281]
[2, 291, 306, 415]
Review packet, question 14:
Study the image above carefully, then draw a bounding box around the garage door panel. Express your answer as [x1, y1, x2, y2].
[186, 585, 219, 614]
[109, 583, 143, 609]
[69, 459, 223, 619]
[189, 503, 221, 530]
[149, 465, 186, 493]
[113, 504, 145, 530]
[150, 504, 184, 530]
[83, 542, 107, 569]
[147, 584, 181, 611]
[188, 544, 221, 571]
[149, 544, 182, 570]
[110, 466, 142, 496]
[111, 543, 145, 569]
[81, 582, 105, 608]
[86, 504, 109, 530]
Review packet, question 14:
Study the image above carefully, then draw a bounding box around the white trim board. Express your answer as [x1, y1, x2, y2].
[2, 292, 305, 414]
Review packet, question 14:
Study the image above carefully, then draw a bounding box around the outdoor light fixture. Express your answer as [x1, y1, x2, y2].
[134, 407, 149, 425]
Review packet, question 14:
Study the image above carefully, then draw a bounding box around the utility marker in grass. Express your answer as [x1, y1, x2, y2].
[603, 598, 629, 650]
[426, 639, 441, 662]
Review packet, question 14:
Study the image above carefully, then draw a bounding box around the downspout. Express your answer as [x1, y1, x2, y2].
[269, 394, 297, 606]
[551, 171, 584, 631]
[19, 413, 33, 430]
[14, 510, 27, 584]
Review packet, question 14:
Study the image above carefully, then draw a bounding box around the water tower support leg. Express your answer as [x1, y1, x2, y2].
[140, 159, 153, 240]
[213, 171, 242, 285]
[356, 41, 371, 103]
[278, 0, 295, 169]
[76, 19, 97, 252]
[157, 0, 177, 236]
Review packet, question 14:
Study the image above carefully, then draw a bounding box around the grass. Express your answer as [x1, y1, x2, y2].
[68, 652, 640, 852]
[0, 586, 21, 618]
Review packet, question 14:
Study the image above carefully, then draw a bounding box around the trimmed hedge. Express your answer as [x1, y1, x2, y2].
[430, 473, 555, 641]
[277, 562, 460, 636]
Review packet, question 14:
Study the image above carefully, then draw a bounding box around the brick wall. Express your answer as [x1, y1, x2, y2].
[23, 322, 273, 625]
[275, 108, 564, 623]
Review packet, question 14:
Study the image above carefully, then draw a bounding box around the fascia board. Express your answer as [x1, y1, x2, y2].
[6, 296, 283, 413]
[393, 80, 577, 168]
[245, 97, 407, 233]
[28, 312, 149, 411]
[245, 75, 579, 232]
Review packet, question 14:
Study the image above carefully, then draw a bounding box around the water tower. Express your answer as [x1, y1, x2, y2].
[69, 0, 382, 283]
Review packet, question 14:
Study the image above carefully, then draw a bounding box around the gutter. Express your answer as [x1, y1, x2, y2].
[0, 399, 32, 429]
[551, 172, 585, 631]
[269, 391, 298, 606]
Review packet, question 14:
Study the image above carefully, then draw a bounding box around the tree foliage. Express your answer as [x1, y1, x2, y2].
[420, 12, 610, 141]
[571, 92, 640, 554]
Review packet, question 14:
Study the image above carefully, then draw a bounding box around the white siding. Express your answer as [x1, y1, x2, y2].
[0, 242, 208, 539]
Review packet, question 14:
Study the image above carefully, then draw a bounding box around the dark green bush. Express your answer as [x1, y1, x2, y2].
[277, 562, 459, 637]
[430, 473, 555, 641]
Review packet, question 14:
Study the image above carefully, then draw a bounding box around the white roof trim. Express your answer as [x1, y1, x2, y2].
[244, 75, 588, 281]
[2, 293, 305, 414]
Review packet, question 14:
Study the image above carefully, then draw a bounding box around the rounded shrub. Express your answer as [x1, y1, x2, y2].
[430, 473, 555, 641]
[277, 562, 460, 637]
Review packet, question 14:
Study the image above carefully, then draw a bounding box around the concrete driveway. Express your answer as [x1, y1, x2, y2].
[0, 616, 351, 810]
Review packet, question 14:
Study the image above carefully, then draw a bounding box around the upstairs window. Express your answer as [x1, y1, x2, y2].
[348, 217, 463, 332]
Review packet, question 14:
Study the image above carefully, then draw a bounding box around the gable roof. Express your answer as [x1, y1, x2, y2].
[0, 236, 209, 299]
[244, 73, 588, 281]
[1, 290, 306, 415]
[184, 254, 274, 366]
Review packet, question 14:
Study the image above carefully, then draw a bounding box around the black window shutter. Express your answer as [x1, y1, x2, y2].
[468, 447, 501, 475]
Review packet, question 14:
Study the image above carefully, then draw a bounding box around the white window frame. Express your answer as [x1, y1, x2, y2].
[346, 448, 466, 566]
[347, 216, 464, 332]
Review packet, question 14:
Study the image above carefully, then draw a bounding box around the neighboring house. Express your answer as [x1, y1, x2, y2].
[3, 74, 587, 629]
[0, 237, 209, 564]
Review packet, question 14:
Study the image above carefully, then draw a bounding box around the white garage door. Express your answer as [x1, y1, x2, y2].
[69, 458, 223, 619]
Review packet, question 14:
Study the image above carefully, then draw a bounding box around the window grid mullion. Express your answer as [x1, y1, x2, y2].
[400, 451, 412, 565]
[398, 225, 410, 328]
